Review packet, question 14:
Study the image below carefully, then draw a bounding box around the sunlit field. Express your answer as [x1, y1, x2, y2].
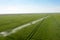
[0, 13, 60, 40]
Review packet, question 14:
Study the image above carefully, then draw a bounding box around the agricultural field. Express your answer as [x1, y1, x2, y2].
[0, 13, 60, 40]
[0, 14, 47, 32]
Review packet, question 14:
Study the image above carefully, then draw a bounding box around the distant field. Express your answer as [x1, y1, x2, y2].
[0, 13, 60, 40]
[0, 14, 47, 32]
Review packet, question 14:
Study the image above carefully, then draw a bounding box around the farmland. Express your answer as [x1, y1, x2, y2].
[0, 13, 60, 40]
[0, 14, 47, 32]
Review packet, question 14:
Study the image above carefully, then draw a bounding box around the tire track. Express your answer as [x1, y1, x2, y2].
[25, 16, 48, 40]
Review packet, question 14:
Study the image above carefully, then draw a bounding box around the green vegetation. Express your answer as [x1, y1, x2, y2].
[0, 13, 60, 40]
[0, 14, 46, 32]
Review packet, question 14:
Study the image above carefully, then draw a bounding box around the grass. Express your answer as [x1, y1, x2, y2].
[0, 14, 46, 32]
[0, 13, 60, 40]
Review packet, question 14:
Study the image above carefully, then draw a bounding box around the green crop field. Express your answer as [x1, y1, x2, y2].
[0, 14, 47, 32]
[0, 13, 60, 40]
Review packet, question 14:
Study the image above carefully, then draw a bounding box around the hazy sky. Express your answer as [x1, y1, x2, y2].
[0, 0, 60, 14]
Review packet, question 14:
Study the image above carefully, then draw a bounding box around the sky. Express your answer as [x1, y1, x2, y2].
[0, 0, 60, 14]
